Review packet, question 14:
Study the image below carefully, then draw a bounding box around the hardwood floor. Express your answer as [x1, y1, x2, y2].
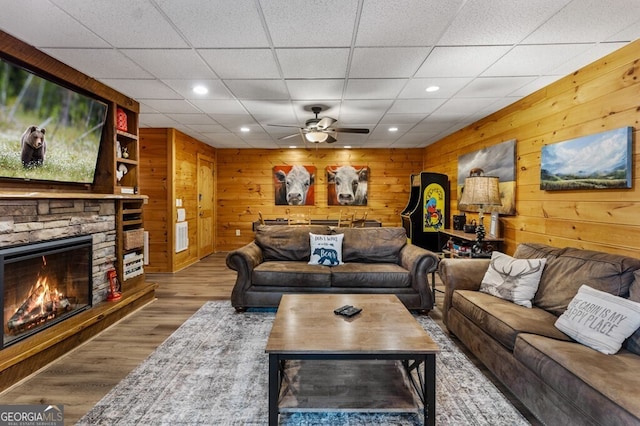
[0, 252, 540, 425]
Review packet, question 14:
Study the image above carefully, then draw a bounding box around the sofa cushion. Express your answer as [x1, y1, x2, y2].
[515, 333, 640, 423]
[255, 225, 330, 261]
[309, 233, 343, 266]
[555, 285, 640, 354]
[331, 263, 410, 288]
[480, 251, 546, 308]
[518, 244, 640, 316]
[452, 290, 571, 351]
[252, 261, 331, 287]
[333, 227, 406, 263]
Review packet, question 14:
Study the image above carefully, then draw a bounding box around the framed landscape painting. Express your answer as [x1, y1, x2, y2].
[540, 127, 633, 191]
[457, 139, 516, 215]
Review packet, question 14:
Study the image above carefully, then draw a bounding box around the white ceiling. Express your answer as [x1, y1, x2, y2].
[1, 0, 639, 149]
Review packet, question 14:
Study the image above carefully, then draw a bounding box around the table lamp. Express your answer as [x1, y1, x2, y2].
[458, 170, 502, 252]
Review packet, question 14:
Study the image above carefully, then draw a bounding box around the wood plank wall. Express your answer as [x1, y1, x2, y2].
[423, 39, 640, 258]
[216, 148, 423, 251]
[139, 128, 216, 272]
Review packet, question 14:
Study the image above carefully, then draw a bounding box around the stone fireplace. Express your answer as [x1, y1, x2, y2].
[1, 235, 93, 348]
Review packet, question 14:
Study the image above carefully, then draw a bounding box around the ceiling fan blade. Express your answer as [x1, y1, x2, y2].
[325, 135, 337, 143]
[278, 133, 301, 140]
[268, 124, 302, 128]
[316, 116, 337, 130]
[331, 127, 370, 134]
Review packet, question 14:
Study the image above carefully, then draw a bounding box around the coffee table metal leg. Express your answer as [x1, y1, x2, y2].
[425, 354, 436, 426]
[268, 353, 279, 425]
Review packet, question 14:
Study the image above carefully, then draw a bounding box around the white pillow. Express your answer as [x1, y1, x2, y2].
[308, 233, 344, 266]
[555, 285, 640, 355]
[479, 251, 546, 308]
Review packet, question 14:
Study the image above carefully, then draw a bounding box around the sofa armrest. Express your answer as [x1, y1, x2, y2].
[399, 244, 440, 310]
[226, 241, 264, 308]
[437, 258, 490, 326]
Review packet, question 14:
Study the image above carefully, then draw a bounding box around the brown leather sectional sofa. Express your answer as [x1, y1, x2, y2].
[438, 242, 640, 425]
[226, 225, 439, 312]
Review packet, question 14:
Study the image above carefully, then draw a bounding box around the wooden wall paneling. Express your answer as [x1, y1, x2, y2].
[423, 39, 640, 257]
[216, 148, 424, 251]
[139, 129, 170, 272]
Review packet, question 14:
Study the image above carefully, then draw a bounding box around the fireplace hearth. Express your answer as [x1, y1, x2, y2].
[1, 235, 93, 349]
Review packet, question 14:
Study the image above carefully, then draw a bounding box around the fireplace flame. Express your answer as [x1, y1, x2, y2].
[6, 256, 71, 333]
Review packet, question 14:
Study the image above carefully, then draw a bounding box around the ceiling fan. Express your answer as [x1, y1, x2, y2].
[269, 106, 369, 144]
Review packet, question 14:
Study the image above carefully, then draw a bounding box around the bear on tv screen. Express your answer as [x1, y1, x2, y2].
[0, 56, 108, 184]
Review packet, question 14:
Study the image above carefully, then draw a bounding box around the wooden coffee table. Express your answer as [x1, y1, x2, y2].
[265, 294, 440, 425]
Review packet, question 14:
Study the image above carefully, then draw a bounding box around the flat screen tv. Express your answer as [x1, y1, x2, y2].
[0, 56, 108, 184]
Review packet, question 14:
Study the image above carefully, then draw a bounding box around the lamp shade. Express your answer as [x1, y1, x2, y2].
[459, 175, 502, 208]
[305, 131, 329, 143]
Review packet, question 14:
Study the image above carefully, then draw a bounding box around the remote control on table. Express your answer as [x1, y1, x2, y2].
[340, 306, 362, 317]
[334, 305, 352, 315]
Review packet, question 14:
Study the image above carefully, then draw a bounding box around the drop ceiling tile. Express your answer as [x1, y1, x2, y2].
[412, 117, 463, 133]
[141, 99, 202, 114]
[43, 48, 152, 79]
[260, 0, 359, 47]
[241, 101, 297, 125]
[344, 79, 408, 99]
[415, 46, 512, 78]
[165, 114, 219, 125]
[438, 0, 569, 45]
[98, 79, 180, 100]
[0, 0, 108, 48]
[399, 77, 473, 98]
[53, 0, 189, 48]
[608, 20, 640, 42]
[199, 49, 281, 79]
[349, 47, 430, 78]
[286, 80, 345, 100]
[154, 0, 269, 48]
[138, 113, 178, 128]
[122, 49, 216, 79]
[524, 0, 640, 44]
[457, 76, 536, 98]
[207, 114, 256, 128]
[187, 124, 229, 133]
[338, 100, 394, 124]
[482, 44, 593, 77]
[379, 114, 428, 124]
[189, 99, 248, 115]
[356, 0, 463, 46]
[224, 80, 289, 100]
[277, 48, 350, 78]
[436, 98, 503, 116]
[161, 79, 235, 100]
[388, 99, 446, 114]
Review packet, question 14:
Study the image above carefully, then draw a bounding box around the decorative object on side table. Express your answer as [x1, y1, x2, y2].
[458, 169, 502, 254]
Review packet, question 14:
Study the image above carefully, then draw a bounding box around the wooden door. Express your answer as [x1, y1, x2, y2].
[197, 154, 215, 258]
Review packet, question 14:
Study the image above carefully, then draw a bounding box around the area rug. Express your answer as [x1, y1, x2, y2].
[76, 301, 530, 425]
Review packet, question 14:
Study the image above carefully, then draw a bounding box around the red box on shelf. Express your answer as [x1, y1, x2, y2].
[116, 108, 128, 132]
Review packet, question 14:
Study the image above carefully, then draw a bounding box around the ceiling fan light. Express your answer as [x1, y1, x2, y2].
[305, 131, 328, 143]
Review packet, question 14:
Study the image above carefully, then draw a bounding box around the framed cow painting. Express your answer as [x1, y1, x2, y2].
[326, 165, 369, 206]
[273, 165, 316, 205]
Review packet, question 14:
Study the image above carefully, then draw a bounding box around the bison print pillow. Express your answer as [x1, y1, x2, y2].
[309, 233, 344, 266]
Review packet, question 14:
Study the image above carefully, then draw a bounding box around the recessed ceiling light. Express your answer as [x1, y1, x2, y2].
[193, 85, 208, 95]
[240, 127, 250, 132]
[289, 145, 297, 149]
[425, 85, 440, 92]
[389, 127, 398, 132]
[344, 145, 352, 149]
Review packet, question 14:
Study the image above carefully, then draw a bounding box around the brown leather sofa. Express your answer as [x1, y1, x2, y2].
[438, 242, 640, 426]
[226, 225, 439, 312]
